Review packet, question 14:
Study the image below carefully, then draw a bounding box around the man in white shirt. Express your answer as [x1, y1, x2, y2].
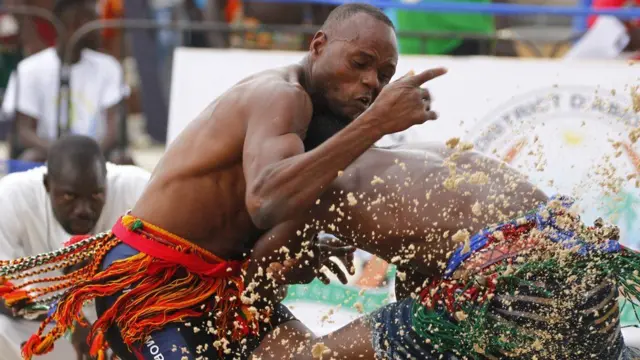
[0, 135, 150, 360]
[1, 0, 128, 163]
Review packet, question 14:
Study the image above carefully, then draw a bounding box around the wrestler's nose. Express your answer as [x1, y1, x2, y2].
[72, 199, 93, 218]
[361, 69, 380, 91]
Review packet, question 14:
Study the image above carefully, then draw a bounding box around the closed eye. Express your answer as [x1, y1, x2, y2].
[352, 60, 367, 69]
[379, 73, 392, 84]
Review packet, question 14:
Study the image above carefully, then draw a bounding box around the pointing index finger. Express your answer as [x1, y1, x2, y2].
[406, 67, 447, 87]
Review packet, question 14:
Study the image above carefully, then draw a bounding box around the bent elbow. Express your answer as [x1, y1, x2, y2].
[246, 194, 276, 230]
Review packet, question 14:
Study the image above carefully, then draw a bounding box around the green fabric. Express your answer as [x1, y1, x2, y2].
[0, 50, 21, 89]
[620, 299, 640, 327]
[394, 0, 496, 55]
[284, 265, 397, 313]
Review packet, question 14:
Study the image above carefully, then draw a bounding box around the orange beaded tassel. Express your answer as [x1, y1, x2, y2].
[0, 215, 261, 359]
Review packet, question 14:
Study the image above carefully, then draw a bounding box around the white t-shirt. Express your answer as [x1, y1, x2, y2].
[1, 47, 126, 141]
[0, 163, 150, 259]
[0, 163, 150, 360]
[564, 16, 630, 60]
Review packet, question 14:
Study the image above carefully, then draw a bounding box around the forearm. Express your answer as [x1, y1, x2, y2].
[101, 106, 120, 153]
[16, 113, 51, 154]
[17, 124, 50, 153]
[99, 131, 118, 154]
[19, 130, 51, 154]
[250, 113, 382, 228]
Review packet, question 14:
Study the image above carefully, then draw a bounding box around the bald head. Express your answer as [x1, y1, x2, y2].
[320, 3, 395, 36]
[45, 135, 108, 235]
[308, 3, 398, 123]
[47, 135, 106, 181]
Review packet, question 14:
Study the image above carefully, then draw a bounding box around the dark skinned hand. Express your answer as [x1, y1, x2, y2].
[266, 233, 356, 286]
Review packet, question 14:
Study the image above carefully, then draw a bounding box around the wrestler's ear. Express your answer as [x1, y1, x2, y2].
[43, 174, 50, 193]
[309, 31, 328, 57]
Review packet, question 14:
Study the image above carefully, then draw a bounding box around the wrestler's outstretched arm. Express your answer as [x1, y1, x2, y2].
[243, 69, 446, 229]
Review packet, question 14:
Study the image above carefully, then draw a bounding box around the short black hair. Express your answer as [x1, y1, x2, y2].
[321, 3, 395, 33]
[53, 0, 92, 17]
[47, 135, 106, 180]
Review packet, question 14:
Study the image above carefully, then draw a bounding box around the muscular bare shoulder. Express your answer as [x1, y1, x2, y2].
[232, 65, 313, 132]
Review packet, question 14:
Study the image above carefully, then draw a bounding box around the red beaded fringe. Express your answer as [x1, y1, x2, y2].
[0, 215, 257, 360]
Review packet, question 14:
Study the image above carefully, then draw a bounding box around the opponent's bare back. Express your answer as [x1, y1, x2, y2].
[253, 142, 549, 279]
[324, 143, 549, 274]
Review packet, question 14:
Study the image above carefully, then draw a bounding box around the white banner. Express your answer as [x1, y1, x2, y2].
[169, 48, 640, 332]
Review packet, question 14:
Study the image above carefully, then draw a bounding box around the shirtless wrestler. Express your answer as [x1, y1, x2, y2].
[0, 4, 448, 360]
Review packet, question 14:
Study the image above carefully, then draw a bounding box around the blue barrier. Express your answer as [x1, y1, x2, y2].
[1, 160, 43, 176]
[247, 0, 640, 19]
[574, 0, 594, 34]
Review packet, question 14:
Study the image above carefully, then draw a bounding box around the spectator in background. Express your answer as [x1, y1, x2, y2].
[183, 0, 209, 48]
[0, 12, 20, 98]
[0, 135, 150, 360]
[0, 12, 21, 140]
[385, 0, 496, 56]
[152, 0, 183, 103]
[206, 0, 334, 50]
[204, 0, 232, 47]
[2, 0, 56, 56]
[589, 0, 640, 56]
[1, 0, 131, 164]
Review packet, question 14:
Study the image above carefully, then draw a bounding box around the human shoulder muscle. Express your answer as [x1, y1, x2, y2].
[241, 68, 312, 132]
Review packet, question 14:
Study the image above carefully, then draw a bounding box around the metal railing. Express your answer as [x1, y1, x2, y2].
[63, 19, 577, 61]
[249, 0, 640, 34]
[248, 0, 640, 20]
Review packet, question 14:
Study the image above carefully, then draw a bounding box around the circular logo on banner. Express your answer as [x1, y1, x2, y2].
[466, 85, 640, 249]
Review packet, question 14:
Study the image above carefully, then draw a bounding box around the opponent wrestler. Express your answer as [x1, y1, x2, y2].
[0, 4, 446, 360]
[247, 142, 640, 359]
